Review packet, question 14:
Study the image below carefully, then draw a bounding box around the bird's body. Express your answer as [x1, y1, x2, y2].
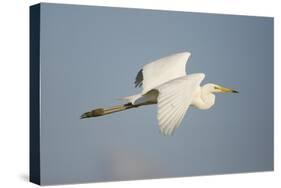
[191, 83, 216, 110]
[81, 51, 237, 135]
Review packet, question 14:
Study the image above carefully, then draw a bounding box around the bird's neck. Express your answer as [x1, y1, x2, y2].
[199, 87, 215, 110]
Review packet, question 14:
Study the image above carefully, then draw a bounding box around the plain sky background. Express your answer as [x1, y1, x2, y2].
[39, 3, 273, 185]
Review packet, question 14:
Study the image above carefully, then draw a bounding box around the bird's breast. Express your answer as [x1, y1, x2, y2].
[191, 87, 214, 110]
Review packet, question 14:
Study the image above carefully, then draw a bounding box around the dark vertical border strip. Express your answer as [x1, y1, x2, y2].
[29, 3, 41, 185]
[272, 17, 274, 171]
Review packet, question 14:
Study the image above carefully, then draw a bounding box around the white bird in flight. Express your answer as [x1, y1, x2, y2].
[81, 52, 238, 135]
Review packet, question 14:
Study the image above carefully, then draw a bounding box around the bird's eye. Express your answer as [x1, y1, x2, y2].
[214, 86, 219, 90]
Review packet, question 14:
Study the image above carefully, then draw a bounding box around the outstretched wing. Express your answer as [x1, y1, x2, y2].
[134, 69, 143, 88]
[135, 52, 191, 94]
[155, 73, 205, 136]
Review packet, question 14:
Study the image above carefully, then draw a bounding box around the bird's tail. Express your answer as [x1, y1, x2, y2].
[80, 103, 137, 119]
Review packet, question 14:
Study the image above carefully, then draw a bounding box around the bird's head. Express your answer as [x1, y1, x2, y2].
[204, 83, 238, 94]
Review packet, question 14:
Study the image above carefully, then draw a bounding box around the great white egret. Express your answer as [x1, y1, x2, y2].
[81, 52, 238, 135]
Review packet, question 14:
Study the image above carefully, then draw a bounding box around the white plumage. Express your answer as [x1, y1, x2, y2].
[81, 51, 238, 136]
[155, 73, 205, 135]
[141, 52, 191, 94]
[124, 52, 206, 135]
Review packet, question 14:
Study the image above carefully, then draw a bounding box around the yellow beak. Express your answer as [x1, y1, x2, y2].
[219, 86, 238, 93]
